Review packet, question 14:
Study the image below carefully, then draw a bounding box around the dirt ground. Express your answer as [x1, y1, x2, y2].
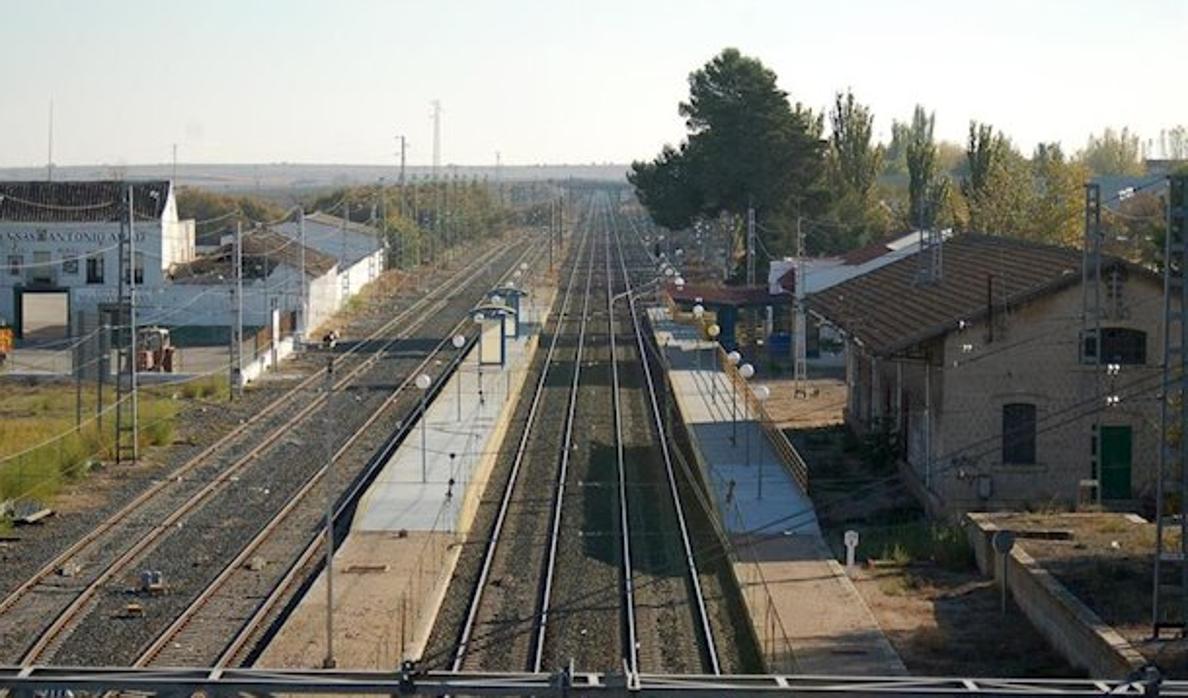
[979, 512, 1188, 675]
[771, 377, 1082, 676]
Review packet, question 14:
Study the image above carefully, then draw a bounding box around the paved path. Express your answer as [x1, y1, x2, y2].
[650, 307, 906, 676]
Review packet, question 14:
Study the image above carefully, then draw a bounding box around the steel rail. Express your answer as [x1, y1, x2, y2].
[185, 241, 544, 669]
[14, 243, 526, 667]
[604, 198, 639, 676]
[0, 248, 497, 635]
[529, 201, 596, 672]
[448, 216, 592, 671]
[609, 203, 720, 674]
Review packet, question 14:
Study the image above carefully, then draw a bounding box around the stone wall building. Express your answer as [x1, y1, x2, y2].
[808, 234, 1163, 515]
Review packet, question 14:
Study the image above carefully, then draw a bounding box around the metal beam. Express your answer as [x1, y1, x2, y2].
[0, 666, 1178, 697]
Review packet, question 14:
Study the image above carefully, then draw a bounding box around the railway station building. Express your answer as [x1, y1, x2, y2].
[807, 233, 1164, 515]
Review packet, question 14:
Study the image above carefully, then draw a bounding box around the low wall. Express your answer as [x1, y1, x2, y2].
[965, 514, 1146, 678]
[237, 335, 296, 387]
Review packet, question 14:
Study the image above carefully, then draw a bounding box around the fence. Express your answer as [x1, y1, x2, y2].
[715, 340, 811, 494]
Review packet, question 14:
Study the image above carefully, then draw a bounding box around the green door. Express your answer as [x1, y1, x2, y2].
[1100, 426, 1132, 500]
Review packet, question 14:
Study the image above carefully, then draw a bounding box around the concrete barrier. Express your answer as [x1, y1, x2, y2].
[965, 514, 1146, 678]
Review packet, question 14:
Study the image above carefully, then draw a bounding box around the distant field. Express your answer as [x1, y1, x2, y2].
[0, 163, 629, 193]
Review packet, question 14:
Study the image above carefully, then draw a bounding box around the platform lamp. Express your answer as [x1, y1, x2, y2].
[754, 385, 771, 499]
[452, 334, 466, 421]
[736, 362, 755, 449]
[726, 351, 742, 444]
[692, 304, 705, 374]
[416, 373, 432, 483]
[708, 324, 722, 401]
[473, 312, 486, 406]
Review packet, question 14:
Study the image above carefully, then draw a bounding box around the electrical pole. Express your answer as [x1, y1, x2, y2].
[171, 143, 178, 184]
[322, 357, 337, 669]
[431, 100, 442, 179]
[1081, 183, 1103, 504]
[299, 209, 307, 342]
[746, 204, 756, 286]
[231, 222, 244, 400]
[794, 214, 808, 397]
[46, 98, 54, 182]
[115, 185, 139, 464]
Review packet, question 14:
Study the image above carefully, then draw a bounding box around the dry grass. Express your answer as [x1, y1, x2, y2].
[0, 379, 184, 506]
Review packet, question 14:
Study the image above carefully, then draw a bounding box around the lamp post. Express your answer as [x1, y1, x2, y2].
[452, 334, 465, 421]
[692, 304, 705, 374]
[727, 351, 742, 444]
[739, 362, 755, 457]
[473, 312, 485, 406]
[754, 384, 770, 499]
[708, 324, 721, 402]
[416, 373, 432, 483]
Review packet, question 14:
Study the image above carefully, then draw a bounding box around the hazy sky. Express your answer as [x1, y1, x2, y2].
[1, 0, 1183, 168]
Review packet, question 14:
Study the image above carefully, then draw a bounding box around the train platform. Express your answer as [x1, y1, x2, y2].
[257, 280, 557, 670]
[648, 307, 907, 676]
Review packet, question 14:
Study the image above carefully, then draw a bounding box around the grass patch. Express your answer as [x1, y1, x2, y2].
[832, 519, 974, 571]
[0, 378, 197, 504]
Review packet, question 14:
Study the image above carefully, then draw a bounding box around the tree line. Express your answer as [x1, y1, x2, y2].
[629, 48, 1184, 274]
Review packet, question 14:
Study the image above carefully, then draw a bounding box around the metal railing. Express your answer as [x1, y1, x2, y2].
[716, 344, 810, 493]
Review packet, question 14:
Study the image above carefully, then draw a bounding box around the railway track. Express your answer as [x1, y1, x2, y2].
[0, 237, 537, 667]
[135, 239, 545, 669]
[427, 193, 741, 675]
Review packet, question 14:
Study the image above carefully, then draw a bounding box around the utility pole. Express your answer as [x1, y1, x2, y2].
[171, 143, 178, 184]
[1081, 183, 1103, 504]
[746, 204, 756, 286]
[115, 185, 139, 464]
[299, 209, 308, 342]
[322, 357, 337, 669]
[231, 222, 244, 399]
[793, 214, 808, 397]
[431, 100, 442, 179]
[46, 98, 54, 182]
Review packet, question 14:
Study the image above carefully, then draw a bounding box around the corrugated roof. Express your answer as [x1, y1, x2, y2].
[171, 226, 336, 282]
[275, 212, 383, 269]
[806, 233, 1156, 357]
[0, 180, 171, 222]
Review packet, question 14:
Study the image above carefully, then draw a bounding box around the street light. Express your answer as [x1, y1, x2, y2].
[727, 352, 742, 444]
[736, 360, 755, 455]
[708, 324, 721, 401]
[416, 373, 432, 483]
[754, 385, 771, 499]
[692, 304, 705, 374]
[473, 312, 486, 405]
[452, 334, 466, 421]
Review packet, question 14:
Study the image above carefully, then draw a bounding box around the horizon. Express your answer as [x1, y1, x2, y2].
[0, 0, 1182, 169]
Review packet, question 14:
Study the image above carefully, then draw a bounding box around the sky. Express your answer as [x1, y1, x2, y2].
[0, 0, 1183, 168]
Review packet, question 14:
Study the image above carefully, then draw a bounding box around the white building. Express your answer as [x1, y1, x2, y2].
[275, 211, 384, 304]
[0, 181, 378, 349]
[0, 180, 195, 340]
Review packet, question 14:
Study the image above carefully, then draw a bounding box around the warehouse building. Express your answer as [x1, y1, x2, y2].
[274, 211, 385, 303]
[0, 180, 195, 340]
[0, 180, 379, 358]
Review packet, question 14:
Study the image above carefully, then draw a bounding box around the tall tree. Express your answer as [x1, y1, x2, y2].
[1080, 127, 1145, 176]
[630, 48, 827, 268]
[828, 90, 882, 198]
[906, 105, 947, 229]
[962, 121, 1011, 231]
[823, 90, 887, 250]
